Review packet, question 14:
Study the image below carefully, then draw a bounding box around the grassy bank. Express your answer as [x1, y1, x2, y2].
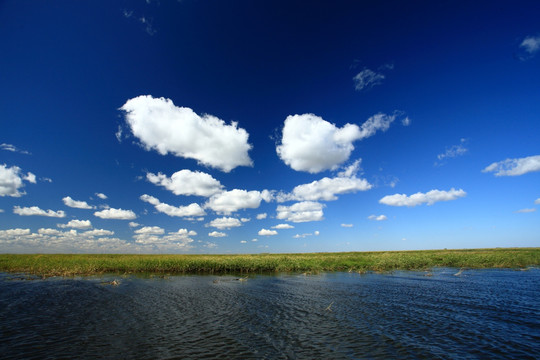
[0, 248, 538, 277]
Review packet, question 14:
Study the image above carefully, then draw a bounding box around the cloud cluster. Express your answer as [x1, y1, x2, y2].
[14, 206, 66, 217]
[121, 95, 253, 172]
[140, 194, 205, 218]
[147, 170, 223, 197]
[379, 188, 466, 207]
[94, 207, 137, 220]
[276, 201, 325, 223]
[0, 164, 35, 197]
[276, 113, 397, 173]
[204, 189, 270, 215]
[133, 228, 196, 247]
[482, 155, 540, 176]
[63, 196, 95, 209]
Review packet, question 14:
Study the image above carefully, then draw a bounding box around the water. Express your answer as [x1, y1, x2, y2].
[1, 268, 538, 359]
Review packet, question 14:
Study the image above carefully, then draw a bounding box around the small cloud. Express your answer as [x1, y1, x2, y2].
[240, 240, 247, 244]
[368, 214, 388, 221]
[401, 117, 411, 126]
[140, 194, 205, 218]
[314, 231, 320, 236]
[276, 201, 324, 223]
[256, 213, 267, 220]
[94, 208, 137, 220]
[271, 223, 294, 229]
[57, 219, 92, 229]
[380, 188, 466, 207]
[209, 231, 227, 238]
[483, 155, 540, 176]
[353, 68, 385, 91]
[535, 198, 540, 205]
[134, 226, 165, 235]
[0, 164, 35, 197]
[95, 193, 108, 200]
[341, 223, 353, 227]
[63, 196, 95, 209]
[514, 208, 536, 213]
[129, 222, 140, 228]
[251, 238, 258, 242]
[241, 218, 251, 223]
[258, 229, 278, 236]
[0, 143, 31, 155]
[207, 217, 242, 230]
[14, 206, 66, 218]
[520, 35, 540, 54]
[436, 139, 468, 166]
[23, 172, 36, 184]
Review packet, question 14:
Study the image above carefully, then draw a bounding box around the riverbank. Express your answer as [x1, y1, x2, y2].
[0, 248, 538, 277]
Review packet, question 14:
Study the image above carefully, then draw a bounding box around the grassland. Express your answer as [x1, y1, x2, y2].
[0, 248, 538, 277]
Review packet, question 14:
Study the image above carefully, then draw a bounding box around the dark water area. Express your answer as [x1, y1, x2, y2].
[0, 268, 538, 359]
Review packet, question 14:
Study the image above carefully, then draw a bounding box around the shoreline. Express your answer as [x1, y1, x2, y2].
[0, 248, 538, 277]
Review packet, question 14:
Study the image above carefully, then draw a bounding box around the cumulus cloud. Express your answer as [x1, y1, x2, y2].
[276, 201, 325, 223]
[62, 196, 95, 209]
[207, 217, 242, 229]
[353, 68, 385, 91]
[276, 113, 397, 173]
[129, 222, 140, 228]
[258, 229, 278, 236]
[120, 95, 253, 172]
[209, 231, 227, 237]
[83, 229, 115, 237]
[482, 155, 540, 176]
[277, 160, 372, 202]
[95, 193, 108, 200]
[134, 226, 165, 235]
[57, 219, 92, 229]
[205, 189, 268, 215]
[94, 207, 137, 220]
[272, 224, 294, 229]
[0, 228, 31, 236]
[368, 214, 388, 221]
[256, 213, 267, 220]
[133, 228, 196, 247]
[140, 194, 206, 218]
[379, 188, 466, 207]
[146, 169, 223, 197]
[13, 206, 66, 218]
[0, 164, 36, 197]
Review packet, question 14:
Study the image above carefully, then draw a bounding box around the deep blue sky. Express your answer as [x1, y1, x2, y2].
[1, 0, 539, 253]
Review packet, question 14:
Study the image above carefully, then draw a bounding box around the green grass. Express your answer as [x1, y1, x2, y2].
[0, 248, 538, 277]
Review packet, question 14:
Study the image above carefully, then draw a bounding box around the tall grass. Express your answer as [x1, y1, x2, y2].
[0, 248, 538, 277]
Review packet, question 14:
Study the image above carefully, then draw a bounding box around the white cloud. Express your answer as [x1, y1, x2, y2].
[146, 169, 223, 197]
[535, 198, 540, 205]
[0, 164, 35, 197]
[208, 217, 242, 230]
[293, 231, 319, 239]
[14, 206, 66, 218]
[240, 240, 247, 244]
[515, 208, 536, 214]
[83, 229, 115, 237]
[1, 143, 31, 155]
[256, 213, 267, 220]
[368, 214, 388, 221]
[276, 113, 396, 173]
[62, 196, 95, 209]
[436, 139, 468, 165]
[209, 231, 227, 237]
[272, 224, 294, 229]
[133, 228, 196, 247]
[38, 228, 66, 236]
[520, 35, 540, 54]
[251, 238, 258, 242]
[276, 201, 325, 223]
[341, 223, 353, 227]
[258, 229, 278, 236]
[353, 68, 385, 91]
[94, 207, 137, 220]
[278, 160, 372, 202]
[205, 189, 266, 215]
[482, 155, 540, 176]
[95, 193, 108, 200]
[129, 222, 140, 228]
[140, 194, 206, 218]
[120, 95, 253, 172]
[379, 188, 466, 207]
[402, 117, 411, 126]
[134, 226, 165, 235]
[58, 219, 92, 229]
[240, 217, 250, 222]
[0, 228, 31, 236]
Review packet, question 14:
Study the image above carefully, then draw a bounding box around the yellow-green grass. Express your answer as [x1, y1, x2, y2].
[0, 248, 538, 277]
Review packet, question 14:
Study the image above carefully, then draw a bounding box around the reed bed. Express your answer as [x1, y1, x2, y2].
[0, 248, 538, 277]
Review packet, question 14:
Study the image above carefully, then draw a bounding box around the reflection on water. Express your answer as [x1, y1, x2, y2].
[1, 268, 538, 359]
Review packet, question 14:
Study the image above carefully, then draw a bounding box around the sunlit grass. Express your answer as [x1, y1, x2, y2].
[0, 248, 538, 277]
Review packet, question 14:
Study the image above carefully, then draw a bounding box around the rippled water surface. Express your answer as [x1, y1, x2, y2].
[1, 268, 539, 359]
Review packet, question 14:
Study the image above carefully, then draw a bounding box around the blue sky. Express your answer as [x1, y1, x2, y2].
[1, 0, 539, 254]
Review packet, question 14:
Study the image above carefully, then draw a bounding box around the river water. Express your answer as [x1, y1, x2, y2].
[1, 268, 538, 359]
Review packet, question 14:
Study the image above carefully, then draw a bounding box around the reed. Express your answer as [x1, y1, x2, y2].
[0, 248, 538, 277]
